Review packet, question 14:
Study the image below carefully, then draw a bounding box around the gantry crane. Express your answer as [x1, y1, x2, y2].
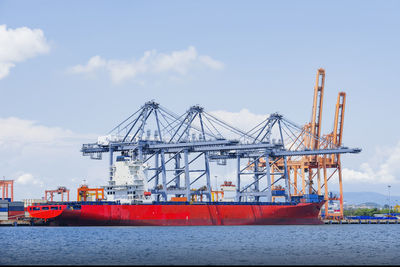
[81, 96, 360, 205]
[274, 68, 326, 199]
[45, 186, 70, 202]
[0, 179, 13, 201]
[77, 183, 105, 201]
[280, 69, 348, 219]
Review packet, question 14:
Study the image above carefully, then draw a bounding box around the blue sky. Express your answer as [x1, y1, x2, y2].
[0, 0, 399, 200]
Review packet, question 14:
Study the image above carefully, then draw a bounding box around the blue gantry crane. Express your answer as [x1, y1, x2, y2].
[81, 100, 361, 203]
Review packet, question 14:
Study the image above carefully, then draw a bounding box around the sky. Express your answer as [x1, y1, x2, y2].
[0, 0, 400, 200]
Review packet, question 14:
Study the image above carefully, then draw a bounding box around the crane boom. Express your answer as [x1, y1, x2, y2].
[333, 92, 346, 147]
[310, 68, 325, 151]
[330, 92, 346, 163]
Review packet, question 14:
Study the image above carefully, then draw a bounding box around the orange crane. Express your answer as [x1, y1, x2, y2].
[77, 184, 105, 201]
[293, 87, 347, 219]
[278, 69, 348, 219]
[45, 186, 70, 202]
[0, 179, 13, 201]
[282, 68, 326, 197]
[243, 68, 349, 219]
[301, 73, 348, 219]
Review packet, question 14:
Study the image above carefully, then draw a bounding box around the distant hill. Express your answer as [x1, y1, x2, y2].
[341, 191, 400, 206]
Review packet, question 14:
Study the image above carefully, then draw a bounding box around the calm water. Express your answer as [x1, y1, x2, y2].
[1, 225, 400, 265]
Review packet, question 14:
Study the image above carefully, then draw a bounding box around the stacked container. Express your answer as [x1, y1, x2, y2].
[0, 199, 10, 221]
[299, 194, 321, 203]
[8, 201, 25, 220]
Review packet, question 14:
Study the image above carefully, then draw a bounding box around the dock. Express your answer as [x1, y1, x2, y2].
[324, 219, 400, 224]
[0, 218, 46, 226]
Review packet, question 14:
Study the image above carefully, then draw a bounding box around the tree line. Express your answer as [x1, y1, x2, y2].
[343, 208, 394, 217]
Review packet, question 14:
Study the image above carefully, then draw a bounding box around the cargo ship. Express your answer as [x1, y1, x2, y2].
[28, 156, 325, 226]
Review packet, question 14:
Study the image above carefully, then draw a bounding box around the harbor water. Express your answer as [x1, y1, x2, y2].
[1, 224, 400, 265]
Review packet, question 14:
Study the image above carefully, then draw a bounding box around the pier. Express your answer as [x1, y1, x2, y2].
[0, 218, 46, 226]
[324, 219, 400, 224]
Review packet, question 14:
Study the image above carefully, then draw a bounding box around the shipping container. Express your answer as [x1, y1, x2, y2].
[0, 211, 8, 220]
[8, 206, 24, 211]
[9, 201, 24, 207]
[8, 210, 25, 219]
[171, 197, 188, 201]
[272, 190, 285, 196]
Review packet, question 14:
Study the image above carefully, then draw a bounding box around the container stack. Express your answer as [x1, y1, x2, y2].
[301, 194, 321, 203]
[8, 201, 25, 220]
[0, 199, 27, 221]
[0, 199, 9, 221]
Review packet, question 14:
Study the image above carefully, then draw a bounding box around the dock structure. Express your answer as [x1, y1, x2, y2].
[2, 217, 399, 226]
[324, 219, 400, 224]
[0, 218, 46, 226]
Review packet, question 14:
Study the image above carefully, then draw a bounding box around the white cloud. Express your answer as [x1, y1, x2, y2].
[69, 46, 224, 83]
[68, 55, 106, 73]
[343, 140, 400, 184]
[15, 173, 43, 186]
[0, 117, 107, 200]
[0, 117, 92, 148]
[198, 55, 224, 70]
[0, 24, 50, 79]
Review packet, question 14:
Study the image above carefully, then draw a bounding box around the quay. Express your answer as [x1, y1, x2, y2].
[0, 218, 46, 226]
[2, 218, 400, 226]
[324, 219, 400, 224]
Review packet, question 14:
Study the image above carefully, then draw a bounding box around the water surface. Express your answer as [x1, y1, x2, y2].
[1, 225, 399, 265]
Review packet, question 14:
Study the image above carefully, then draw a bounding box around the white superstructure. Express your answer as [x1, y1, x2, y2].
[103, 156, 152, 204]
[220, 181, 236, 202]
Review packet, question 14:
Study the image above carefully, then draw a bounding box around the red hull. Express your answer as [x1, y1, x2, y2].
[28, 202, 324, 226]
